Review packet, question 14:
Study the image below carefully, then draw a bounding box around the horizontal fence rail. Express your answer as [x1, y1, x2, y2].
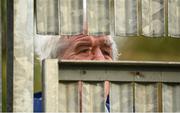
[43, 60, 180, 112]
[36, 0, 180, 37]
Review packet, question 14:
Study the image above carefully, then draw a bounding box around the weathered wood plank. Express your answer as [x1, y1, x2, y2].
[13, 0, 34, 111]
[168, 0, 180, 37]
[58, 60, 180, 82]
[135, 83, 159, 112]
[142, 0, 165, 37]
[110, 82, 133, 112]
[60, 0, 83, 35]
[162, 72, 180, 83]
[82, 82, 105, 112]
[43, 59, 59, 112]
[87, 0, 110, 35]
[59, 69, 134, 82]
[36, 0, 59, 35]
[134, 71, 161, 82]
[115, 0, 137, 36]
[58, 82, 79, 112]
[163, 83, 180, 112]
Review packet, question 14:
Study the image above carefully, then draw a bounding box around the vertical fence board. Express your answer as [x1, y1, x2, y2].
[82, 82, 105, 112]
[13, 0, 34, 111]
[168, 0, 180, 38]
[163, 84, 180, 112]
[110, 82, 133, 112]
[43, 59, 59, 112]
[87, 0, 110, 35]
[142, 0, 164, 37]
[115, 0, 137, 36]
[135, 83, 158, 112]
[36, 0, 59, 35]
[58, 82, 79, 112]
[60, 0, 83, 35]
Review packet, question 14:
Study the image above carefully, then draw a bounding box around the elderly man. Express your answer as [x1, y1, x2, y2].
[34, 34, 118, 112]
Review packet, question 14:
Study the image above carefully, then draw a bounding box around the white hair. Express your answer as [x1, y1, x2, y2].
[35, 35, 118, 61]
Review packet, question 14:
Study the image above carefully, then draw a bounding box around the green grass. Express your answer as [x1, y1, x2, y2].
[117, 36, 180, 61]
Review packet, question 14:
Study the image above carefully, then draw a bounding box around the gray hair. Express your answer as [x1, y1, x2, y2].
[35, 35, 118, 61]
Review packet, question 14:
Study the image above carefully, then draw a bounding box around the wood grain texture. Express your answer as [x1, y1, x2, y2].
[87, 0, 110, 35]
[110, 82, 133, 112]
[13, 0, 34, 111]
[168, 0, 180, 37]
[60, 0, 83, 35]
[115, 0, 138, 36]
[58, 82, 79, 112]
[135, 83, 159, 112]
[163, 83, 180, 112]
[142, 0, 165, 37]
[43, 59, 59, 112]
[36, 0, 59, 35]
[162, 72, 180, 83]
[82, 82, 105, 112]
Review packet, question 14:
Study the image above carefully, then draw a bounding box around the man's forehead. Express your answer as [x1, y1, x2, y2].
[62, 35, 112, 46]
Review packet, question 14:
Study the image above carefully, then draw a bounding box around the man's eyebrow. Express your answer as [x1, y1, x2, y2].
[74, 40, 92, 50]
[74, 37, 93, 45]
[76, 41, 92, 47]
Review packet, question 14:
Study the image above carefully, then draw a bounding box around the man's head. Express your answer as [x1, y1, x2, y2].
[35, 34, 118, 61]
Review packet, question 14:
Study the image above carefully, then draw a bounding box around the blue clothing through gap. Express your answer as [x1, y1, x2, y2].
[34, 92, 110, 112]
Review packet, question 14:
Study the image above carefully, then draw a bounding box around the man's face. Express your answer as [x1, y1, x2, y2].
[59, 34, 113, 60]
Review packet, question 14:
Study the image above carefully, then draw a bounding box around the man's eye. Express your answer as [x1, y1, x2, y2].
[79, 48, 90, 53]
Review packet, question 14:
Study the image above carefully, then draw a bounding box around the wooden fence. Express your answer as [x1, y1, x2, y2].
[1, 0, 180, 112]
[35, 0, 180, 37]
[43, 60, 180, 112]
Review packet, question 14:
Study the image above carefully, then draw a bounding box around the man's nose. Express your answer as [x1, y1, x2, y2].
[92, 47, 105, 60]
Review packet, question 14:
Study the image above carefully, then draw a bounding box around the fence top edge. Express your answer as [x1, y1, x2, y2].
[59, 60, 180, 66]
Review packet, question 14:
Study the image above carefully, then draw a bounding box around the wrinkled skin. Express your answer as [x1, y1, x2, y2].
[60, 34, 113, 61]
[60, 34, 112, 98]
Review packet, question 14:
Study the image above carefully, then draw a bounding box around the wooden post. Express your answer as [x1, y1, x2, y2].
[42, 59, 59, 112]
[13, 0, 34, 111]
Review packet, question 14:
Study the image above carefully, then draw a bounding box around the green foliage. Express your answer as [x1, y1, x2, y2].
[118, 36, 180, 61]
